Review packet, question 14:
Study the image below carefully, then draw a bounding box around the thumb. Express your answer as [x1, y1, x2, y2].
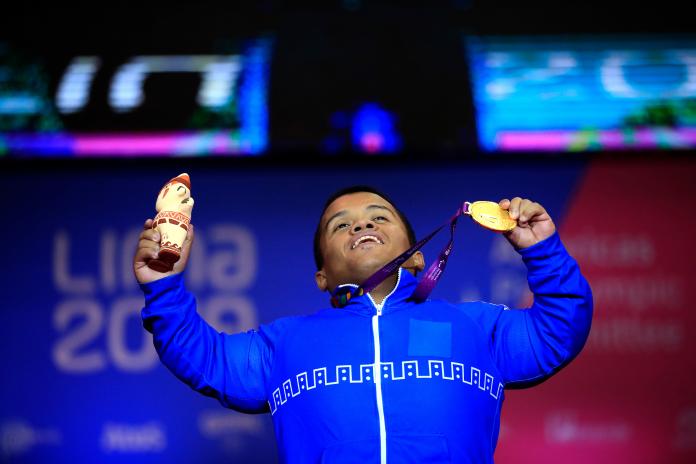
[171, 224, 195, 274]
[181, 224, 195, 259]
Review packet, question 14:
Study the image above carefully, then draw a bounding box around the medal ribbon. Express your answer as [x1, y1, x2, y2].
[330, 202, 471, 308]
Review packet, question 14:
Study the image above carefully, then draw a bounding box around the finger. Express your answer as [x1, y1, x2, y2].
[517, 199, 534, 224]
[508, 197, 522, 220]
[499, 198, 511, 210]
[134, 245, 159, 263]
[185, 223, 194, 244]
[138, 237, 160, 250]
[143, 218, 154, 230]
[520, 202, 546, 224]
[180, 224, 195, 254]
[139, 228, 160, 243]
[169, 224, 195, 272]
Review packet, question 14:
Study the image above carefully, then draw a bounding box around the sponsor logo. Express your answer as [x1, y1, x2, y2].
[198, 410, 265, 453]
[0, 420, 61, 458]
[674, 407, 696, 450]
[545, 412, 631, 444]
[100, 422, 166, 453]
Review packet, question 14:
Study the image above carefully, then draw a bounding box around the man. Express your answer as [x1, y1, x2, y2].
[135, 186, 592, 463]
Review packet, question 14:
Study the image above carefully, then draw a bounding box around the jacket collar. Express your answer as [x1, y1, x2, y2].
[334, 268, 417, 316]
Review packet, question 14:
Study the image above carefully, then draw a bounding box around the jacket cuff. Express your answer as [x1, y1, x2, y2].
[518, 231, 568, 273]
[139, 273, 186, 306]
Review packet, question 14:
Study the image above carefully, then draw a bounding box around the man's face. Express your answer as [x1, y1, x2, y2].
[315, 192, 414, 291]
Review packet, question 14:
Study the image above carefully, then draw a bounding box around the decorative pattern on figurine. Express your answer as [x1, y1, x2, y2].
[147, 173, 194, 273]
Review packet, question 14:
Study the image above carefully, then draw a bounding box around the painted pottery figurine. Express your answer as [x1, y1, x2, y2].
[147, 173, 194, 272]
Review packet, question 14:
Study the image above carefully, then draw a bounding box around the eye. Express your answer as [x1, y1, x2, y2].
[373, 216, 388, 222]
[334, 222, 350, 231]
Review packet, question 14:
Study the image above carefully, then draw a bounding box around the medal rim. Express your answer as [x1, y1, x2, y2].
[468, 201, 517, 232]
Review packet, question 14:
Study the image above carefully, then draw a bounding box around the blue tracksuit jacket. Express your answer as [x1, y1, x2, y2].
[141, 232, 593, 463]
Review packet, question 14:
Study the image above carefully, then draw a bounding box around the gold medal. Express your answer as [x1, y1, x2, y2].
[464, 201, 517, 232]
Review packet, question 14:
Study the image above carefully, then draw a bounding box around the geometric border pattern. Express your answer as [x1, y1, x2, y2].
[269, 359, 504, 415]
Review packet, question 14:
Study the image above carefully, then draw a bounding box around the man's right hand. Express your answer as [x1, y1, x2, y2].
[133, 219, 194, 285]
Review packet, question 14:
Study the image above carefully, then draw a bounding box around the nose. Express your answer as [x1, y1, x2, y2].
[352, 218, 376, 234]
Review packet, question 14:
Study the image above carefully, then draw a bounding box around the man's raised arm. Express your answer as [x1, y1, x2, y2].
[464, 198, 593, 387]
[135, 219, 271, 413]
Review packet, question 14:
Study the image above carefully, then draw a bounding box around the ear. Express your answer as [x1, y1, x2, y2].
[315, 269, 328, 292]
[403, 251, 425, 276]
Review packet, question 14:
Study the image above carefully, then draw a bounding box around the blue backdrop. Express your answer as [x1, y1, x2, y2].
[0, 163, 585, 463]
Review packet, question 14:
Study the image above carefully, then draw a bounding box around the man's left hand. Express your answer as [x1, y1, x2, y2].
[499, 197, 556, 249]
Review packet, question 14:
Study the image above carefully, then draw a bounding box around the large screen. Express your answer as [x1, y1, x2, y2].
[0, 38, 271, 156]
[466, 35, 696, 152]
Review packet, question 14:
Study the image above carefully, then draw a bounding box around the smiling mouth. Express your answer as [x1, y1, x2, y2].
[351, 235, 384, 249]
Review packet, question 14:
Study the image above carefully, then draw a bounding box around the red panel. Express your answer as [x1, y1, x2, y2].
[496, 160, 696, 464]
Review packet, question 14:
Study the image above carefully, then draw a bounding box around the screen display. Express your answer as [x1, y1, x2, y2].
[466, 35, 696, 152]
[0, 38, 271, 157]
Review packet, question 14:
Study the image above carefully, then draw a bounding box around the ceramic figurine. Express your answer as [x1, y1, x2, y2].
[147, 173, 194, 272]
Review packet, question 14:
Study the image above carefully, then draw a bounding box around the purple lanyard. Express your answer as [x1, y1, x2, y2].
[330, 203, 466, 308]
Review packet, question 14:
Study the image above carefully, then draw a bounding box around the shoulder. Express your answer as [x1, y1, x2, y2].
[257, 308, 337, 338]
[258, 313, 306, 334]
[457, 300, 511, 322]
[426, 298, 511, 332]
[424, 298, 509, 313]
[459, 300, 511, 311]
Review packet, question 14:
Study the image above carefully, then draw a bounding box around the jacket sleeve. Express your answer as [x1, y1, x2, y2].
[140, 273, 272, 413]
[467, 232, 593, 388]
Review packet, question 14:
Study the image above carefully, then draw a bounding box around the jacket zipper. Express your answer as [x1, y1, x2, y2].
[368, 269, 402, 464]
[372, 307, 387, 464]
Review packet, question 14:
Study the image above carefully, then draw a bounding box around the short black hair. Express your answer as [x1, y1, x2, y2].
[313, 185, 417, 270]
